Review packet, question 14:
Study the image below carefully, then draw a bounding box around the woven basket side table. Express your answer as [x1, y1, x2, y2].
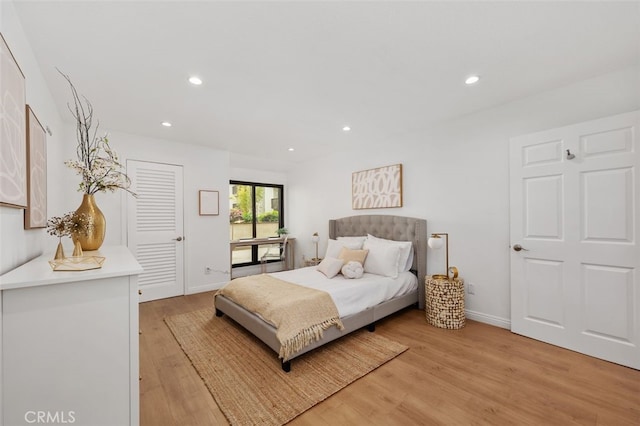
[425, 276, 466, 329]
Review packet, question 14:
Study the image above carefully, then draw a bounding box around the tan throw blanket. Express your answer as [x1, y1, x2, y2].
[216, 274, 344, 361]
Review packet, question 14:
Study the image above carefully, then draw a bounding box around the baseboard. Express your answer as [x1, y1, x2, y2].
[186, 282, 226, 295]
[465, 309, 511, 329]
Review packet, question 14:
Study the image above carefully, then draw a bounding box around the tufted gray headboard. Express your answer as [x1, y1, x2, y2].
[329, 215, 427, 309]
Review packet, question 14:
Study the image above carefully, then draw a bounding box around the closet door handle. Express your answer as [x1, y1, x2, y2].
[513, 244, 528, 252]
[173, 236, 183, 242]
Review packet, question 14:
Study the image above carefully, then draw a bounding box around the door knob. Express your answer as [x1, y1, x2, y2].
[173, 236, 183, 241]
[513, 244, 528, 252]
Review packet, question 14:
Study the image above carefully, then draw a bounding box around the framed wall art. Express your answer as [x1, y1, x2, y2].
[25, 105, 47, 229]
[0, 33, 27, 209]
[199, 190, 219, 216]
[352, 163, 403, 209]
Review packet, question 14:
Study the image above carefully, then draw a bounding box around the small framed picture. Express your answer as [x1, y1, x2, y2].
[199, 190, 219, 216]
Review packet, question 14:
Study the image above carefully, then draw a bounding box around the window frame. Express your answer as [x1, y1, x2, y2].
[230, 180, 285, 267]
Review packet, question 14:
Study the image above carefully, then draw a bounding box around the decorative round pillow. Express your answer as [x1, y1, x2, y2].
[341, 261, 364, 279]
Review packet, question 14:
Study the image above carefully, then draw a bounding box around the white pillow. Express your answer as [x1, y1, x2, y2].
[367, 234, 414, 272]
[316, 257, 345, 279]
[341, 261, 364, 279]
[336, 236, 367, 249]
[324, 239, 365, 259]
[362, 238, 402, 278]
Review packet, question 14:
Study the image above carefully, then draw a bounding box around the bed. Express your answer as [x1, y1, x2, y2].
[214, 214, 427, 371]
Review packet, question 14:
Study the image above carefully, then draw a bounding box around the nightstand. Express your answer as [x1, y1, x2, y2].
[425, 275, 465, 329]
[303, 257, 322, 267]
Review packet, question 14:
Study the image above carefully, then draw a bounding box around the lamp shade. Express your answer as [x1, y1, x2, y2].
[311, 232, 319, 243]
[428, 236, 444, 249]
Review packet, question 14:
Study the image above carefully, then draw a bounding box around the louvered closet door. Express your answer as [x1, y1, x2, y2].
[127, 160, 184, 302]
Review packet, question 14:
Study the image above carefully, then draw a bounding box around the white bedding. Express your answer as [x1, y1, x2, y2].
[269, 266, 418, 318]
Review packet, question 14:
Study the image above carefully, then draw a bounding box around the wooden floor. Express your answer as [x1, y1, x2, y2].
[140, 291, 640, 425]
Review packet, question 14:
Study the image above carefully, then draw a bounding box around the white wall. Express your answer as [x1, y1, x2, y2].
[287, 66, 640, 327]
[101, 131, 232, 294]
[2, 0, 638, 326]
[0, 1, 64, 275]
[5, 118, 232, 293]
[1, 0, 231, 295]
[230, 167, 287, 187]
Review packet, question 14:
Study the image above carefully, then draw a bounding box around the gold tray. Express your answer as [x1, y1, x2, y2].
[49, 256, 106, 271]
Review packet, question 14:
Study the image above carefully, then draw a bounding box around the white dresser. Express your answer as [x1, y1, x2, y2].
[0, 246, 143, 426]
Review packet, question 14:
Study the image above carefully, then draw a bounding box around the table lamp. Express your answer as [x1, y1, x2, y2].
[311, 232, 319, 263]
[428, 233, 449, 279]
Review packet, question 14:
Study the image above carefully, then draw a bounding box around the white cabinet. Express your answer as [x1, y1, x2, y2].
[0, 246, 143, 426]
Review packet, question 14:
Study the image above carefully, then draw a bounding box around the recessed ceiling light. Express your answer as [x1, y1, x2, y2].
[465, 75, 480, 85]
[188, 76, 203, 85]
[342, 126, 351, 132]
[161, 121, 172, 127]
[288, 148, 295, 152]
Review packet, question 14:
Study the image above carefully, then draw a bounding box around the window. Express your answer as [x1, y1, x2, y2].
[229, 181, 284, 266]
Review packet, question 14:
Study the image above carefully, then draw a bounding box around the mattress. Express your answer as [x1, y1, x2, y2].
[268, 266, 418, 318]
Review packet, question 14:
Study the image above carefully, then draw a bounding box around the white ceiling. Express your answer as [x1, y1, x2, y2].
[12, 1, 640, 170]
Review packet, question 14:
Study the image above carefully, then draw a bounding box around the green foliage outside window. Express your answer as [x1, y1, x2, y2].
[258, 211, 279, 223]
[242, 212, 253, 223]
[235, 186, 252, 215]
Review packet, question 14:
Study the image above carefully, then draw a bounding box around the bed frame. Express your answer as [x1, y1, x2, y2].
[214, 214, 427, 372]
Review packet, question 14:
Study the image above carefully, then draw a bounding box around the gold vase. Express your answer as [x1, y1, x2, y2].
[73, 194, 106, 251]
[72, 240, 83, 257]
[54, 240, 65, 260]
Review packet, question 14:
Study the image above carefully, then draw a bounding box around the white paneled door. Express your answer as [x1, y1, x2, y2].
[127, 160, 184, 302]
[510, 111, 639, 369]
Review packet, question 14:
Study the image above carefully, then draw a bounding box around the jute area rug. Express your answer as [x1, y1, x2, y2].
[164, 308, 408, 425]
